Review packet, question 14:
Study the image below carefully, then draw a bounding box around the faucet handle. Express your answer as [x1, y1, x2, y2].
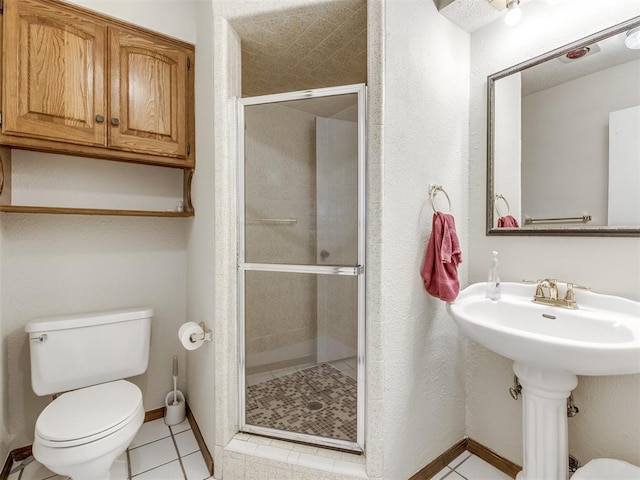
[564, 282, 590, 302]
[524, 279, 549, 297]
[565, 282, 590, 290]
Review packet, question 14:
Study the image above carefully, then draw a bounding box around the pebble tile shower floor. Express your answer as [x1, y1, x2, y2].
[8, 419, 212, 480]
[246, 363, 357, 442]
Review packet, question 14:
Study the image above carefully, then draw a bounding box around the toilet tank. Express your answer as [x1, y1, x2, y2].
[26, 308, 152, 396]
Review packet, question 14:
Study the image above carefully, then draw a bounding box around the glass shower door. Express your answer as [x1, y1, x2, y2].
[238, 84, 366, 451]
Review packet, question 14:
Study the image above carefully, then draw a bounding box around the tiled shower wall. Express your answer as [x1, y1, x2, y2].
[244, 104, 319, 370]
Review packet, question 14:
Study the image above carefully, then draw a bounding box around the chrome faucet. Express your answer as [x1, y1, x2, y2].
[531, 279, 589, 309]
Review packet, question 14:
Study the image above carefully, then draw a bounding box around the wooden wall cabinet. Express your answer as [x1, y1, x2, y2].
[0, 0, 195, 216]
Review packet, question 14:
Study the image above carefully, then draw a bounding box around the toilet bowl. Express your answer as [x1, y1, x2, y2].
[26, 308, 152, 480]
[572, 458, 640, 480]
[33, 381, 144, 480]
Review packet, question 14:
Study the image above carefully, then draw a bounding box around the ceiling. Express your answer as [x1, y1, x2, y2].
[435, 0, 507, 33]
[230, 1, 367, 97]
[521, 29, 640, 95]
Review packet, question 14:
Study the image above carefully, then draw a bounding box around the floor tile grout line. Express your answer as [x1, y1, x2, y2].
[437, 466, 455, 479]
[129, 432, 172, 451]
[169, 425, 189, 480]
[126, 447, 133, 480]
[130, 457, 179, 479]
[449, 452, 472, 470]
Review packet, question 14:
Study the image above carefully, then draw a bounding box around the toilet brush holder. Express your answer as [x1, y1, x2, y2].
[164, 390, 186, 426]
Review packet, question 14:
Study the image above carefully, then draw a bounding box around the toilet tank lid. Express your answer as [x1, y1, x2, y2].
[25, 307, 153, 333]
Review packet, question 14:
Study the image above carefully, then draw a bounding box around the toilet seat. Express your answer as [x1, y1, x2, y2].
[35, 380, 142, 448]
[572, 458, 640, 480]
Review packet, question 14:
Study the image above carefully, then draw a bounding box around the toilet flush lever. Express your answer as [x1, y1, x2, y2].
[30, 334, 47, 342]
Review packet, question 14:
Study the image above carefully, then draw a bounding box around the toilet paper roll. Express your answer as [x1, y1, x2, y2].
[178, 321, 204, 350]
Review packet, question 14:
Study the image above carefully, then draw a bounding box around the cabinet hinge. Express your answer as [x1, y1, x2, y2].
[187, 57, 191, 70]
[187, 143, 191, 156]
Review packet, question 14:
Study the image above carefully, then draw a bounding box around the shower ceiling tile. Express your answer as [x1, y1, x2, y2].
[232, 0, 367, 97]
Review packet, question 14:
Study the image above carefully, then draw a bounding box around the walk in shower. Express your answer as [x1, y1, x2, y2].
[237, 84, 366, 451]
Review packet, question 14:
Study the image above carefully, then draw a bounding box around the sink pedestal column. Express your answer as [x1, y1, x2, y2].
[513, 362, 578, 480]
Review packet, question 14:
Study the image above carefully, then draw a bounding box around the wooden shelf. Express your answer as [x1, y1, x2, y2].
[0, 148, 195, 218]
[0, 205, 194, 217]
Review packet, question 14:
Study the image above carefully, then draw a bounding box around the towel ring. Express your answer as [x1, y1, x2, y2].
[494, 194, 510, 217]
[429, 185, 452, 214]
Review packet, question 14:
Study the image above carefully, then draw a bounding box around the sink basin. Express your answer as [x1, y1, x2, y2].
[447, 282, 640, 376]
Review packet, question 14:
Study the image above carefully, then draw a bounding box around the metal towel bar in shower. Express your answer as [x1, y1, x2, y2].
[524, 215, 592, 225]
[246, 218, 298, 225]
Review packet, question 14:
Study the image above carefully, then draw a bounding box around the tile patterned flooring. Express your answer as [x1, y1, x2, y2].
[8, 418, 212, 480]
[246, 363, 357, 442]
[433, 452, 514, 480]
[8, 426, 513, 480]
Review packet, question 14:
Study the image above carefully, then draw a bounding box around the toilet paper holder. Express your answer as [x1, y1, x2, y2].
[190, 322, 212, 343]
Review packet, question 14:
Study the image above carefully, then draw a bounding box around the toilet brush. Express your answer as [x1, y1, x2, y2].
[172, 355, 178, 405]
[165, 355, 186, 425]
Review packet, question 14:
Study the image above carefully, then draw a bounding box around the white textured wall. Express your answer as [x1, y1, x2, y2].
[186, 0, 216, 462]
[211, 16, 242, 479]
[1, 216, 188, 449]
[10, 153, 184, 211]
[0, 0, 196, 453]
[64, 0, 197, 44]
[469, 0, 640, 466]
[382, 1, 469, 477]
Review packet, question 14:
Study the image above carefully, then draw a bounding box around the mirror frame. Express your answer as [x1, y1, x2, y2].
[487, 16, 640, 237]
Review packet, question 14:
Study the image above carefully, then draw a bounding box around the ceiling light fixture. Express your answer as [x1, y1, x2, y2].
[505, 0, 522, 26]
[565, 47, 590, 60]
[625, 27, 640, 50]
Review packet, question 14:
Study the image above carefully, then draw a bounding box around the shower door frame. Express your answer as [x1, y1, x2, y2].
[237, 83, 366, 452]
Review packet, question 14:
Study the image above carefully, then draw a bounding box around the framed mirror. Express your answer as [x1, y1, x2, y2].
[487, 16, 640, 237]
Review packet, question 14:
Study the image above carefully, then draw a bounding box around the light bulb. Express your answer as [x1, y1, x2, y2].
[505, 5, 522, 26]
[626, 27, 640, 50]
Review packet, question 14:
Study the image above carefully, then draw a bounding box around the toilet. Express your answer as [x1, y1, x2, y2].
[572, 458, 640, 480]
[26, 308, 153, 480]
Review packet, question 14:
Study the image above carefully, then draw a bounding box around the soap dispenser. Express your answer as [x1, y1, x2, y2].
[486, 250, 501, 300]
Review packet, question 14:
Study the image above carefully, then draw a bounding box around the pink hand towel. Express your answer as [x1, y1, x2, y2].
[497, 215, 519, 227]
[421, 212, 462, 302]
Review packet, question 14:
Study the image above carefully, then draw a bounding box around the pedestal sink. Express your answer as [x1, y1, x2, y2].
[447, 282, 640, 480]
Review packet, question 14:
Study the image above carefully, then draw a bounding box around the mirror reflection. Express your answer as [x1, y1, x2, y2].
[488, 17, 640, 236]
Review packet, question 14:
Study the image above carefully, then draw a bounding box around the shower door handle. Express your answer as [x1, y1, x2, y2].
[320, 250, 330, 259]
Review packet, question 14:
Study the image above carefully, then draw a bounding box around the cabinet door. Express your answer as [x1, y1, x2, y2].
[109, 29, 190, 159]
[2, 0, 107, 146]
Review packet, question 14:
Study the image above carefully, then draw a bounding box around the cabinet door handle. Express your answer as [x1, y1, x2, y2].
[95, 114, 105, 123]
[110, 118, 120, 126]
